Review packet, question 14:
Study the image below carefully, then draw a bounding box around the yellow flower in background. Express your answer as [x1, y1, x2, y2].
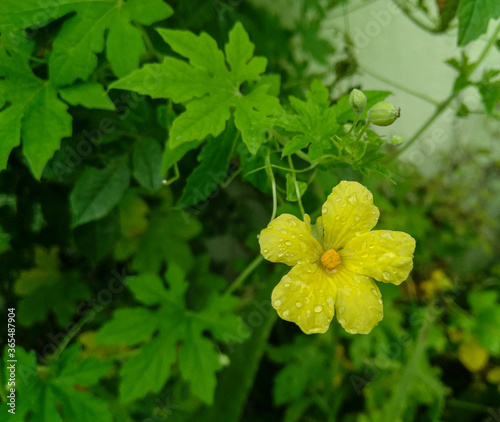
[259, 181, 416, 335]
[458, 340, 489, 372]
[420, 269, 453, 299]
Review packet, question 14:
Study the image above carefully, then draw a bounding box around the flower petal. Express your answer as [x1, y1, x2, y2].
[334, 267, 383, 334]
[271, 262, 337, 334]
[321, 181, 379, 250]
[259, 213, 323, 266]
[341, 230, 416, 285]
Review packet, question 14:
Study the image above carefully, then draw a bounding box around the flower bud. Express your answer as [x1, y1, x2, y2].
[349, 89, 367, 115]
[389, 135, 405, 145]
[367, 101, 400, 126]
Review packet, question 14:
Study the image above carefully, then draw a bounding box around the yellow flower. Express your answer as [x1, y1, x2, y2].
[420, 269, 452, 299]
[458, 340, 489, 372]
[259, 181, 416, 335]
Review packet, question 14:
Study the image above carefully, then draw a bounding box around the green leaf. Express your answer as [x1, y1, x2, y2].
[276, 80, 338, 159]
[179, 329, 221, 404]
[96, 264, 243, 404]
[478, 81, 500, 113]
[126, 273, 170, 305]
[161, 138, 205, 173]
[14, 247, 90, 327]
[111, 22, 282, 153]
[0, 0, 173, 86]
[95, 308, 158, 346]
[2, 345, 112, 422]
[132, 137, 163, 191]
[59, 82, 116, 110]
[281, 135, 310, 157]
[120, 334, 177, 403]
[457, 0, 500, 46]
[285, 173, 307, 202]
[131, 198, 201, 273]
[177, 121, 235, 208]
[70, 159, 131, 227]
[468, 290, 500, 354]
[0, 38, 72, 178]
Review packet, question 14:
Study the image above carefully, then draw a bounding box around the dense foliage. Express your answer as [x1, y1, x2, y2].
[1, 0, 500, 421]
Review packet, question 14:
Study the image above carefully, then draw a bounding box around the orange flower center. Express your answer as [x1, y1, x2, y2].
[320, 249, 341, 269]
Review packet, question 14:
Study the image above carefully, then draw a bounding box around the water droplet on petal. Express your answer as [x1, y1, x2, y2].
[339, 306, 345, 314]
[322, 206, 328, 213]
[291, 234, 296, 239]
[314, 305, 322, 313]
[355, 216, 360, 221]
[383, 271, 391, 280]
[263, 249, 268, 253]
[370, 288, 378, 296]
[335, 197, 341, 202]
[295, 302, 302, 308]
[285, 241, 292, 246]
[283, 310, 290, 318]
[362, 253, 368, 258]
[335, 215, 341, 221]
[273, 300, 282, 307]
[306, 310, 311, 317]
[284, 283, 290, 287]
[369, 244, 375, 249]
[297, 259, 302, 264]
[289, 219, 297, 226]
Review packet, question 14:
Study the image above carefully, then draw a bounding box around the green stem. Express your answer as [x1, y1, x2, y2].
[360, 64, 439, 106]
[51, 312, 95, 361]
[243, 162, 317, 177]
[265, 154, 278, 222]
[164, 163, 180, 186]
[383, 307, 434, 421]
[225, 255, 264, 295]
[390, 21, 500, 161]
[288, 155, 305, 218]
[390, 95, 454, 160]
[346, 114, 360, 136]
[392, 0, 439, 33]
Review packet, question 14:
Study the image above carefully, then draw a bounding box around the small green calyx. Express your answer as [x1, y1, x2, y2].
[349, 89, 367, 115]
[367, 101, 400, 126]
